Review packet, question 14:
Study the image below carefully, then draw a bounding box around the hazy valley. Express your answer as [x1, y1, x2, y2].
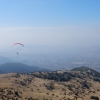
[1, 46, 100, 71]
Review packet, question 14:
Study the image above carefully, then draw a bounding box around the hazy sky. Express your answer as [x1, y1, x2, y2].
[0, 0, 100, 49]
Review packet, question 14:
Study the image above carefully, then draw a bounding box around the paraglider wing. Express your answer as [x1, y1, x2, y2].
[12, 43, 24, 47]
[11, 43, 24, 55]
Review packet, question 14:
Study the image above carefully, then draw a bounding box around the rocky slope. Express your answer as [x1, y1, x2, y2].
[0, 67, 100, 100]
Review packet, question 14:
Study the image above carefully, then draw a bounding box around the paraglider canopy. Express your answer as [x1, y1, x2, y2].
[11, 43, 24, 55]
[12, 43, 24, 47]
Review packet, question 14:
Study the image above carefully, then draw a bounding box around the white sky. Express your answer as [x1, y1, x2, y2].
[0, 25, 100, 49]
[0, 0, 100, 53]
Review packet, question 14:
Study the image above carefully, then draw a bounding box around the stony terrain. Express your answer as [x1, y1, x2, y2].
[0, 67, 100, 100]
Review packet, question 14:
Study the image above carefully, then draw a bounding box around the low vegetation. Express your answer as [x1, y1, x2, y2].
[0, 66, 100, 100]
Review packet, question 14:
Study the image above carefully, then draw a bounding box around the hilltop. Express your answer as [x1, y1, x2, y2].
[0, 66, 100, 100]
[71, 66, 100, 77]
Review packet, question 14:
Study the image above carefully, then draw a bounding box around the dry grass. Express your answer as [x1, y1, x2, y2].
[0, 72, 100, 100]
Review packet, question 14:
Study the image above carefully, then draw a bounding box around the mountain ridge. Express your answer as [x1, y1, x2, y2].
[0, 62, 50, 74]
[71, 66, 100, 77]
[0, 56, 14, 64]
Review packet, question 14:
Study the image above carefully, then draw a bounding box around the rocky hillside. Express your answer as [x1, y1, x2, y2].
[0, 67, 100, 100]
[71, 66, 100, 77]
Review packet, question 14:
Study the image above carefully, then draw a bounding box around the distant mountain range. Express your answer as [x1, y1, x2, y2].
[0, 56, 14, 64]
[0, 62, 50, 74]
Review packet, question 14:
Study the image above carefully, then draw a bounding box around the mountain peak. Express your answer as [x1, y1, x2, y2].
[71, 66, 100, 77]
[71, 66, 92, 71]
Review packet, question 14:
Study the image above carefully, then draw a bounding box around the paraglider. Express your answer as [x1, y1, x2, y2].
[12, 43, 24, 54]
[12, 43, 24, 47]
